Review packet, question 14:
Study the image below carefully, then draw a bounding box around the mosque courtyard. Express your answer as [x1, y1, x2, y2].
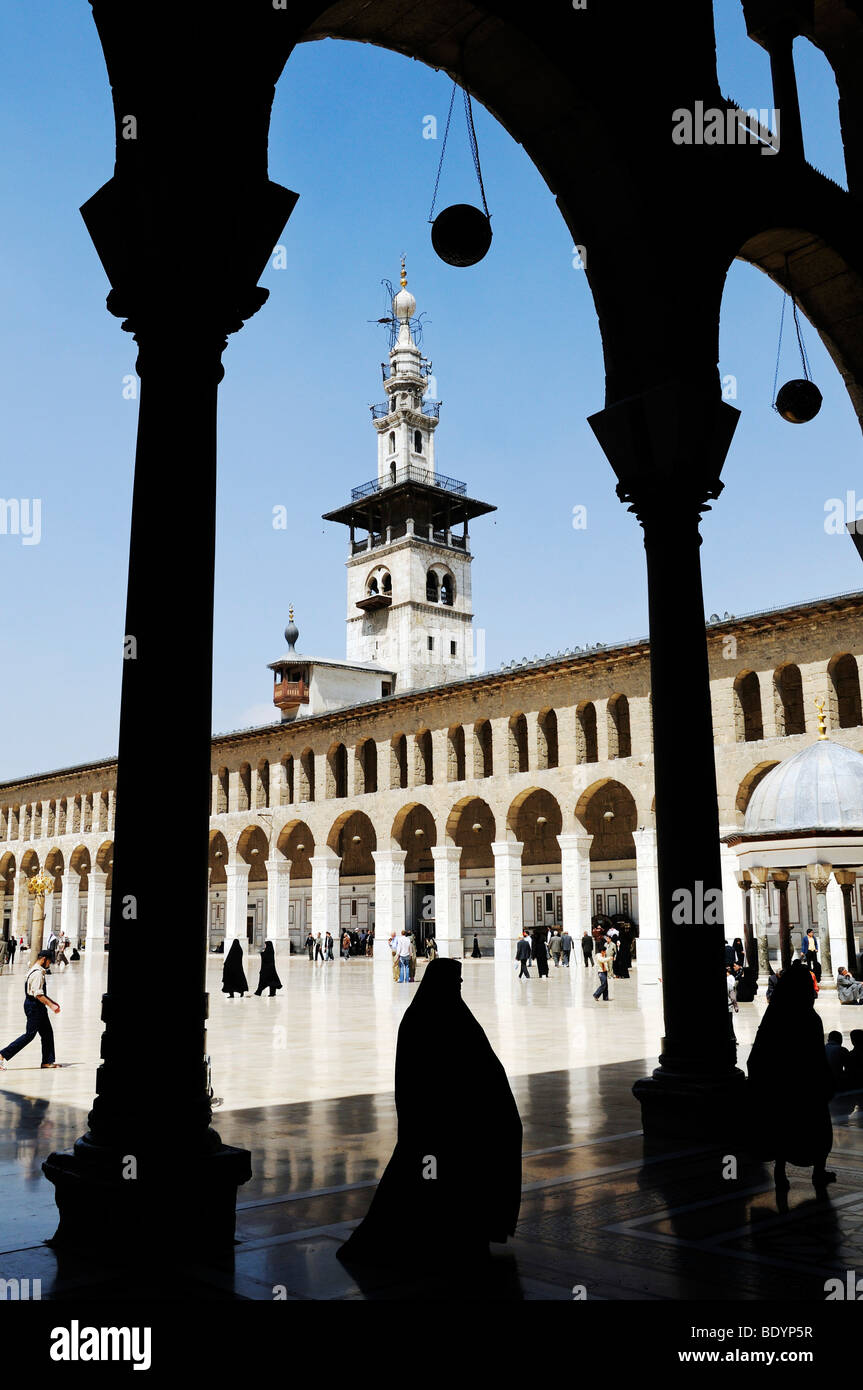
[3, 952, 863, 1301]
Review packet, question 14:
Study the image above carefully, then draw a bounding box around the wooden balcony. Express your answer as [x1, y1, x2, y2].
[273, 679, 309, 710]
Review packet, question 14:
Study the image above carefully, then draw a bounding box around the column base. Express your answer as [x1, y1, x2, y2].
[633, 1066, 748, 1143]
[42, 1132, 251, 1257]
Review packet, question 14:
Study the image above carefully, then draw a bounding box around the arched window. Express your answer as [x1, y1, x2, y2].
[357, 739, 377, 795]
[448, 725, 466, 782]
[381, 571, 392, 595]
[774, 664, 805, 737]
[733, 672, 763, 742]
[538, 709, 559, 769]
[368, 576, 379, 595]
[426, 570, 439, 603]
[607, 695, 632, 759]
[508, 714, 529, 773]
[474, 720, 493, 778]
[829, 653, 863, 729]
[440, 573, 454, 606]
[414, 429, 422, 453]
[576, 702, 598, 764]
[388, 431, 395, 453]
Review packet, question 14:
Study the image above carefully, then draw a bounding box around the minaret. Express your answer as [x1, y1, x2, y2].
[322, 262, 495, 692]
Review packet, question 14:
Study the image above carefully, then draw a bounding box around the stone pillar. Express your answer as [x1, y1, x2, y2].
[807, 863, 834, 978]
[59, 869, 81, 950]
[372, 849, 407, 963]
[749, 866, 770, 975]
[265, 857, 292, 963]
[558, 832, 593, 942]
[590, 381, 743, 1138]
[310, 851, 340, 938]
[224, 862, 250, 944]
[632, 829, 660, 991]
[431, 845, 462, 958]
[769, 870, 791, 971]
[594, 698, 610, 763]
[832, 869, 860, 975]
[826, 874, 847, 976]
[736, 872, 756, 970]
[86, 869, 108, 949]
[492, 841, 523, 953]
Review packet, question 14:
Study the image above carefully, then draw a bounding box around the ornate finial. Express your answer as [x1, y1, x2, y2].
[400, 255, 407, 289]
[815, 697, 828, 739]
[289, 604, 294, 623]
[284, 607, 299, 653]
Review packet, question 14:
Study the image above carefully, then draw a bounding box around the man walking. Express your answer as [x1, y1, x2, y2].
[581, 931, 594, 968]
[549, 931, 562, 968]
[560, 930, 573, 967]
[515, 931, 532, 979]
[592, 944, 610, 1002]
[396, 929, 413, 983]
[7, 936, 16, 966]
[0, 950, 61, 1069]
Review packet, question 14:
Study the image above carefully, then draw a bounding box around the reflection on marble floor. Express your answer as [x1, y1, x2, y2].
[1, 954, 862, 1299]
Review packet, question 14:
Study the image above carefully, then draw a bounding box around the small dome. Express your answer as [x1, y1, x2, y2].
[744, 739, 863, 835]
[393, 286, 416, 321]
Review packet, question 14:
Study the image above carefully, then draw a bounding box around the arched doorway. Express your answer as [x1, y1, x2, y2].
[575, 779, 639, 925]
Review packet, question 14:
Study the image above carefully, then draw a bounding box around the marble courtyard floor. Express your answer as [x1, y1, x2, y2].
[2, 952, 863, 1301]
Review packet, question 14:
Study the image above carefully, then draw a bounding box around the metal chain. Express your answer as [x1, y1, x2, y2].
[428, 78, 490, 221]
[772, 292, 786, 408]
[429, 82, 458, 223]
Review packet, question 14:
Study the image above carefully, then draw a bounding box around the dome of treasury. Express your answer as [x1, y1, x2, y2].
[744, 737, 863, 835]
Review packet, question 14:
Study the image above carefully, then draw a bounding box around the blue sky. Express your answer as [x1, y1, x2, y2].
[0, 2, 860, 781]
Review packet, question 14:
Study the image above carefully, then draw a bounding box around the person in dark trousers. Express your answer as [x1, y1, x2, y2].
[338, 958, 522, 1272]
[801, 928, 819, 976]
[221, 939, 248, 998]
[314, 933, 324, 962]
[532, 930, 549, 978]
[325, 931, 335, 962]
[515, 931, 532, 979]
[254, 941, 283, 997]
[7, 936, 16, 966]
[732, 937, 746, 968]
[0, 950, 61, 1070]
[471, 935, 482, 958]
[593, 945, 610, 1001]
[560, 930, 573, 967]
[748, 961, 835, 1191]
[305, 932, 315, 961]
[549, 932, 562, 968]
[581, 932, 594, 968]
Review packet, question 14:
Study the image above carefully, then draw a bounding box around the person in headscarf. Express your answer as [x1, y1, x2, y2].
[221, 939, 248, 999]
[747, 961, 835, 1191]
[471, 935, 482, 959]
[338, 958, 522, 1271]
[254, 940, 282, 997]
[613, 924, 631, 978]
[531, 929, 549, 979]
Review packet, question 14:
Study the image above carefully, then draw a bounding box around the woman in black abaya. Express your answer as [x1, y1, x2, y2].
[254, 940, 283, 997]
[532, 930, 549, 979]
[338, 957, 522, 1270]
[221, 939, 248, 999]
[747, 961, 835, 1190]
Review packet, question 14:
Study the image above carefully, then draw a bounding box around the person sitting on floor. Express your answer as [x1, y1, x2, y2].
[826, 1030, 852, 1090]
[837, 966, 863, 1005]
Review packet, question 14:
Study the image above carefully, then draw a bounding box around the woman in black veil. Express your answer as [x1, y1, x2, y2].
[338, 957, 522, 1270]
[254, 940, 283, 997]
[221, 939, 248, 999]
[747, 960, 835, 1190]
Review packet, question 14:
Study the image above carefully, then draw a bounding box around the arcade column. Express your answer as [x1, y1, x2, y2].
[431, 846, 462, 958]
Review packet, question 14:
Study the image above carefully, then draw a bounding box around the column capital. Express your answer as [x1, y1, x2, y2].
[431, 845, 462, 865]
[225, 860, 251, 880]
[371, 849, 408, 868]
[491, 840, 523, 862]
[832, 868, 858, 889]
[264, 857, 291, 876]
[557, 832, 594, 853]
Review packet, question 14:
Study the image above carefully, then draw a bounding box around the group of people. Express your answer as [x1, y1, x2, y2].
[221, 939, 282, 998]
[388, 929, 432, 983]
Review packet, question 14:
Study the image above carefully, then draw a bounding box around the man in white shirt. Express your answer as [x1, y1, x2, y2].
[0, 950, 61, 1069]
[592, 946, 610, 1002]
[397, 930, 413, 984]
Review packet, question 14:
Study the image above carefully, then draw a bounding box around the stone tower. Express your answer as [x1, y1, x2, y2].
[323, 262, 495, 692]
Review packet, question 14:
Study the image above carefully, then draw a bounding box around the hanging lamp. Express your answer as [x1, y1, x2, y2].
[428, 80, 492, 267]
[772, 267, 822, 423]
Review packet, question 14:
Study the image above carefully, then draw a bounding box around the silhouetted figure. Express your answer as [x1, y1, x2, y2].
[736, 965, 758, 1003]
[846, 1030, 863, 1090]
[254, 941, 282, 997]
[766, 968, 780, 1001]
[581, 932, 594, 968]
[515, 931, 531, 979]
[732, 937, 745, 967]
[471, 935, 481, 959]
[613, 931, 631, 978]
[532, 931, 549, 978]
[748, 962, 835, 1191]
[221, 939, 248, 998]
[305, 932, 314, 961]
[825, 1030, 851, 1090]
[7, 937, 16, 965]
[338, 958, 522, 1271]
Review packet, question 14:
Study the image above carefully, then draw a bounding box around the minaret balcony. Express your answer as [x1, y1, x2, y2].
[370, 399, 441, 420]
[273, 678, 309, 710]
[355, 594, 393, 612]
[351, 464, 466, 501]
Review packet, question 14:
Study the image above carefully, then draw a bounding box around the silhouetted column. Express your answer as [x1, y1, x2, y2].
[492, 841, 523, 951]
[770, 870, 791, 970]
[372, 849, 407, 962]
[590, 380, 744, 1137]
[833, 869, 860, 975]
[431, 845, 462, 958]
